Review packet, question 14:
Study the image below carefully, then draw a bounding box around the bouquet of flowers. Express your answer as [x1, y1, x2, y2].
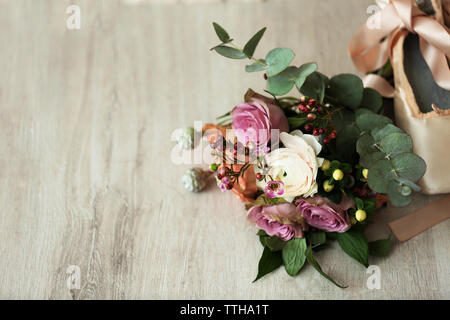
[177, 23, 427, 288]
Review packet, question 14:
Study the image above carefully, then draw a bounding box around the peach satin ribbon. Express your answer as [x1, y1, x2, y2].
[349, 0, 450, 97]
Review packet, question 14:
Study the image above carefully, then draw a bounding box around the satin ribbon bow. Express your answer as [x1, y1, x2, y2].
[349, 0, 450, 97]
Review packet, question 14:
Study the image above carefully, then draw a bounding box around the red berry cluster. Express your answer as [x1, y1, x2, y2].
[297, 97, 337, 144]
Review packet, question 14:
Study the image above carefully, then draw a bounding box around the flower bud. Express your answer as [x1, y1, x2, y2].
[182, 168, 208, 192]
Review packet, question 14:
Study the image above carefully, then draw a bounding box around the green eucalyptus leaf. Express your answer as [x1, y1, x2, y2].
[336, 124, 360, 163]
[265, 48, 295, 77]
[391, 152, 426, 183]
[367, 159, 395, 193]
[369, 235, 392, 257]
[245, 60, 267, 72]
[327, 74, 364, 110]
[380, 132, 413, 155]
[387, 181, 413, 207]
[300, 72, 328, 103]
[361, 152, 386, 169]
[360, 88, 383, 113]
[393, 176, 421, 191]
[282, 238, 307, 276]
[356, 113, 393, 133]
[305, 245, 347, 288]
[337, 231, 369, 267]
[253, 247, 283, 282]
[294, 62, 318, 89]
[371, 124, 404, 142]
[332, 108, 355, 132]
[356, 133, 377, 157]
[212, 22, 230, 42]
[266, 66, 297, 95]
[214, 45, 247, 59]
[355, 108, 374, 118]
[243, 27, 266, 57]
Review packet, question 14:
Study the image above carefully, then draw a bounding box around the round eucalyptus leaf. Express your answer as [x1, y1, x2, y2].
[356, 133, 376, 156]
[266, 66, 298, 95]
[294, 62, 318, 89]
[356, 113, 392, 133]
[336, 124, 360, 163]
[300, 72, 328, 103]
[360, 88, 383, 113]
[387, 181, 412, 207]
[265, 48, 295, 77]
[371, 124, 404, 142]
[391, 153, 426, 183]
[327, 74, 364, 109]
[367, 159, 395, 193]
[380, 132, 413, 155]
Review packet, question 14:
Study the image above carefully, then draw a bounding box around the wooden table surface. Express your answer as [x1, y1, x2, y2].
[0, 0, 448, 299]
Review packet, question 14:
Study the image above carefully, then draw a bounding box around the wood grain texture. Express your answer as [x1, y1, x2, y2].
[0, 0, 448, 299]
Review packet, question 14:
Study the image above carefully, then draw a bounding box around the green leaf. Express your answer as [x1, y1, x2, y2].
[393, 176, 421, 191]
[261, 235, 286, 252]
[294, 62, 318, 89]
[243, 27, 266, 57]
[387, 181, 413, 207]
[300, 72, 328, 103]
[367, 159, 394, 193]
[245, 194, 288, 210]
[266, 66, 297, 95]
[308, 232, 326, 246]
[212, 22, 230, 42]
[391, 152, 426, 183]
[336, 124, 360, 163]
[356, 133, 382, 168]
[360, 88, 383, 113]
[356, 113, 393, 133]
[245, 60, 266, 72]
[253, 247, 283, 282]
[288, 117, 308, 129]
[369, 235, 392, 257]
[337, 231, 369, 267]
[371, 123, 404, 142]
[332, 108, 355, 132]
[214, 46, 247, 59]
[305, 245, 347, 288]
[354, 197, 364, 210]
[265, 48, 295, 77]
[380, 132, 413, 155]
[327, 74, 364, 109]
[282, 238, 307, 276]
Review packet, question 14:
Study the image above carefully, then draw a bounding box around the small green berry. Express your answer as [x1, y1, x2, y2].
[333, 169, 344, 181]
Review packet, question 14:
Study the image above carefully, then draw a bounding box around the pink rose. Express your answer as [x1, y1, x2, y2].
[247, 203, 304, 241]
[295, 196, 352, 233]
[231, 97, 288, 150]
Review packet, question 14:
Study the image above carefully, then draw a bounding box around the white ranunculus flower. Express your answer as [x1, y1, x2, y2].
[256, 130, 324, 199]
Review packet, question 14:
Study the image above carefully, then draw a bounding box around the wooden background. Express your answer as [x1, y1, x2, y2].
[0, 0, 448, 299]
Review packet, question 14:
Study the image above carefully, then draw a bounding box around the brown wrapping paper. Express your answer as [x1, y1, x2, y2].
[389, 195, 450, 241]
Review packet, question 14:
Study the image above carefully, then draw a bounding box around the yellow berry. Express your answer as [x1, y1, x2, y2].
[321, 159, 331, 171]
[355, 209, 367, 222]
[362, 168, 369, 179]
[323, 180, 334, 192]
[332, 169, 344, 181]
